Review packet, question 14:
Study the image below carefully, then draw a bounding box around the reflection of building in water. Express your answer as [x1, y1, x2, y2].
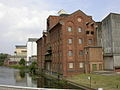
[14, 71, 37, 87]
[26, 73, 32, 87]
[37, 77, 45, 88]
[14, 71, 26, 82]
[14, 71, 27, 86]
[26, 73, 37, 87]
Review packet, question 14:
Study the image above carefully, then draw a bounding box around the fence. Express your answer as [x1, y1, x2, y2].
[0, 85, 44, 90]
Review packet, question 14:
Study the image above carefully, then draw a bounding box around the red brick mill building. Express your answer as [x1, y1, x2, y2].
[37, 10, 103, 77]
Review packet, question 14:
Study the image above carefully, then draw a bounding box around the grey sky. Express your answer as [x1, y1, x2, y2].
[0, 0, 120, 54]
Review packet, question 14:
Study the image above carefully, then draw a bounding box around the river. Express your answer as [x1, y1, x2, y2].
[0, 66, 84, 89]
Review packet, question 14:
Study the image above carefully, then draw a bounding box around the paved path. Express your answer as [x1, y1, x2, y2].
[93, 70, 120, 76]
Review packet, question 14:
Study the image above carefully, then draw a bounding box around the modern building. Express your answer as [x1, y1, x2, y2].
[27, 38, 38, 64]
[15, 45, 27, 56]
[4, 55, 27, 66]
[98, 13, 120, 70]
[37, 10, 103, 77]
[14, 45, 27, 62]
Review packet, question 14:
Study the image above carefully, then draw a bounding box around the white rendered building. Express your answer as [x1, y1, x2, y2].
[27, 38, 38, 63]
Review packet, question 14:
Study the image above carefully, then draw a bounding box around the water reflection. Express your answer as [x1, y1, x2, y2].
[0, 67, 83, 89]
[20, 70, 25, 78]
[36, 76, 82, 89]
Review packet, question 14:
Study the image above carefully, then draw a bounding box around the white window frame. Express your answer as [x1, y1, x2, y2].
[79, 63, 84, 68]
[68, 27, 72, 32]
[79, 50, 84, 56]
[79, 38, 83, 44]
[68, 50, 73, 56]
[78, 27, 82, 32]
[69, 63, 74, 68]
[88, 39, 93, 44]
[68, 38, 72, 44]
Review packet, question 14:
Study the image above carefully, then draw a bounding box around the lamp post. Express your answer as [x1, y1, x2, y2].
[14, 51, 16, 61]
[88, 76, 91, 88]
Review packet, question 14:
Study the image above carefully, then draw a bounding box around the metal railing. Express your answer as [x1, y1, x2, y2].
[0, 85, 44, 90]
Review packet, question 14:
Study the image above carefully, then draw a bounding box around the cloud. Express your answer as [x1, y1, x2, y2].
[1, 0, 120, 54]
[0, 2, 57, 54]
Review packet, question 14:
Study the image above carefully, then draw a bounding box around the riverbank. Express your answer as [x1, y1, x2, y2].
[41, 73, 95, 90]
[66, 74, 120, 90]
[9, 65, 26, 69]
[0, 66, 84, 89]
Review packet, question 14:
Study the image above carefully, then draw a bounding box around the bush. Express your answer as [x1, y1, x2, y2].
[29, 61, 37, 74]
[9, 65, 25, 69]
[19, 58, 26, 66]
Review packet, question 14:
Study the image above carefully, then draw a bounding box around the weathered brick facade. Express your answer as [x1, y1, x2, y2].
[37, 10, 103, 77]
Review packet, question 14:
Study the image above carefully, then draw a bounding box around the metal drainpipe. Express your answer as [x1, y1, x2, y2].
[84, 49, 88, 74]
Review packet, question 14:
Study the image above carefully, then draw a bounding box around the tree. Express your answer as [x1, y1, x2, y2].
[0, 53, 8, 61]
[29, 61, 37, 74]
[0, 53, 8, 65]
[19, 58, 26, 66]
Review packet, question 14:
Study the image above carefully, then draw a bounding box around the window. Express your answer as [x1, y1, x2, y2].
[86, 31, 89, 34]
[78, 27, 82, 32]
[68, 63, 73, 68]
[88, 39, 93, 44]
[68, 50, 73, 56]
[77, 18, 82, 22]
[92, 64, 97, 71]
[68, 39, 72, 44]
[91, 31, 94, 35]
[79, 50, 84, 56]
[99, 64, 102, 70]
[79, 63, 84, 68]
[68, 27, 72, 32]
[79, 38, 83, 44]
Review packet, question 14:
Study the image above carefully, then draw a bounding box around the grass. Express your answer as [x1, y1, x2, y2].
[9, 65, 26, 69]
[67, 74, 120, 90]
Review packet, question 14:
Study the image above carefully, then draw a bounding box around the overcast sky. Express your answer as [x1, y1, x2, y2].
[0, 0, 120, 55]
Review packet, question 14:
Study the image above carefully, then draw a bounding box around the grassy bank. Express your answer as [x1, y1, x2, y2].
[67, 74, 120, 90]
[9, 65, 26, 69]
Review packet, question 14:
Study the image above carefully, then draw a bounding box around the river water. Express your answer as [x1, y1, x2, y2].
[0, 66, 84, 89]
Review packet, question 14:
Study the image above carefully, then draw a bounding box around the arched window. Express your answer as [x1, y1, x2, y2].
[88, 39, 93, 44]
[68, 50, 73, 56]
[68, 38, 72, 44]
[78, 38, 83, 44]
[79, 50, 84, 56]
[78, 27, 82, 32]
[67, 27, 72, 32]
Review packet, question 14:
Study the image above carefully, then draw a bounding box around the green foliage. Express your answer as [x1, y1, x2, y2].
[67, 74, 120, 90]
[19, 58, 26, 66]
[0, 53, 8, 61]
[0, 62, 4, 66]
[20, 70, 25, 78]
[0, 53, 8, 66]
[29, 61, 37, 74]
[9, 65, 25, 69]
